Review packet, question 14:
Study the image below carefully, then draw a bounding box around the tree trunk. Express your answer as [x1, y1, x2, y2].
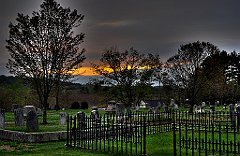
[42, 95, 48, 124]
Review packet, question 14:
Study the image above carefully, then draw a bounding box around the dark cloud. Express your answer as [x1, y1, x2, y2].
[1, 0, 240, 75]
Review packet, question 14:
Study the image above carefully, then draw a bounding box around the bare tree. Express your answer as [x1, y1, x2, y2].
[167, 41, 219, 113]
[92, 47, 162, 110]
[6, 0, 86, 124]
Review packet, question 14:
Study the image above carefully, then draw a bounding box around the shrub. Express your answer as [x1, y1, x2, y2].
[71, 102, 80, 109]
[80, 102, 88, 109]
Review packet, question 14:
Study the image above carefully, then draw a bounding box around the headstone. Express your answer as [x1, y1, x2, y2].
[229, 104, 236, 128]
[116, 103, 124, 115]
[230, 104, 235, 113]
[59, 112, 67, 125]
[36, 108, 43, 116]
[223, 103, 227, 110]
[173, 103, 178, 110]
[236, 105, 240, 131]
[77, 111, 85, 129]
[23, 105, 36, 117]
[91, 110, 100, 128]
[210, 104, 215, 113]
[193, 105, 197, 112]
[26, 110, 38, 132]
[170, 99, 175, 107]
[162, 103, 168, 112]
[12, 104, 20, 112]
[0, 108, 5, 129]
[14, 108, 24, 126]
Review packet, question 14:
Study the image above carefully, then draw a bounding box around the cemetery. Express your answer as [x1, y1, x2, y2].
[1, 101, 240, 155]
[0, 0, 240, 156]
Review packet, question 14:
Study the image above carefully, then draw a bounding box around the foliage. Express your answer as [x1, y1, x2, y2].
[167, 41, 220, 110]
[6, 0, 86, 123]
[70, 102, 80, 109]
[92, 47, 162, 108]
[80, 102, 88, 109]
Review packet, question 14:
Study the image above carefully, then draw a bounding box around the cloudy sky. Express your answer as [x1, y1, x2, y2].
[0, 0, 240, 76]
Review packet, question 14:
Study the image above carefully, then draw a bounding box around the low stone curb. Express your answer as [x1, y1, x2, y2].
[0, 129, 67, 143]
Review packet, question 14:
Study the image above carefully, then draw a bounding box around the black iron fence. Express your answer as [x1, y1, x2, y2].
[66, 110, 240, 155]
[173, 111, 240, 156]
[66, 111, 174, 155]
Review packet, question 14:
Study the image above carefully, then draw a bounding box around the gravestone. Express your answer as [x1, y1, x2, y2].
[59, 112, 67, 125]
[173, 103, 179, 110]
[77, 111, 86, 129]
[23, 105, 36, 117]
[223, 103, 227, 111]
[116, 103, 124, 115]
[12, 104, 20, 112]
[91, 110, 100, 127]
[162, 103, 168, 112]
[193, 105, 197, 112]
[0, 108, 5, 129]
[229, 104, 236, 128]
[210, 104, 215, 113]
[26, 110, 38, 132]
[14, 108, 24, 126]
[236, 105, 240, 131]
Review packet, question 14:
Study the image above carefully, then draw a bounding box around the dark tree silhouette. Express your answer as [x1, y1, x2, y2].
[167, 41, 220, 113]
[6, 0, 86, 124]
[92, 47, 162, 110]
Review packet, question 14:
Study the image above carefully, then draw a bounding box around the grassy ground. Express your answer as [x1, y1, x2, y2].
[0, 132, 174, 156]
[4, 109, 104, 132]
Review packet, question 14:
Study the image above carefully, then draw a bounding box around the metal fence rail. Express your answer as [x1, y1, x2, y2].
[66, 112, 149, 156]
[173, 111, 240, 156]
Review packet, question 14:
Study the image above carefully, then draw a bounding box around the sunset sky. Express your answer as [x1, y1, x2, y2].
[0, 0, 240, 79]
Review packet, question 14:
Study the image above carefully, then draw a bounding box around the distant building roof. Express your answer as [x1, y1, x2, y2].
[143, 100, 163, 108]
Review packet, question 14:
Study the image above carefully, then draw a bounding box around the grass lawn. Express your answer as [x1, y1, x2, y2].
[4, 109, 105, 132]
[0, 132, 174, 156]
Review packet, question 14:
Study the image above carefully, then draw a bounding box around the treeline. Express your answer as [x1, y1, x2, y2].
[0, 76, 104, 111]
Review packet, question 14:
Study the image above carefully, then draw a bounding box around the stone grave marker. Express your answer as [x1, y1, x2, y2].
[23, 105, 36, 117]
[14, 108, 24, 126]
[26, 110, 38, 132]
[12, 104, 20, 112]
[229, 104, 236, 128]
[0, 108, 5, 129]
[91, 109, 100, 128]
[59, 112, 67, 125]
[77, 111, 85, 129]
[236, 105, 240, 131]
[173, 103, 179, 110]
[210, 104, 215, 113]
[116, 103, 124, 116]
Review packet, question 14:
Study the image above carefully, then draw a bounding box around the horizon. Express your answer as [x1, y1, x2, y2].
[1, 0, 240, 80]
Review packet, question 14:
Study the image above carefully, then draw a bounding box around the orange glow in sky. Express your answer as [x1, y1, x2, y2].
[72, 67, 98, 76]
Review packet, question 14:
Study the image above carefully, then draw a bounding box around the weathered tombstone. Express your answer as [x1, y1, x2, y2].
[236, 105, 240, 131]
[193, 105, 197, 112]
[12, 104, 20, 112]
[23, 105, 36, 117]
[59, 112, 67, 125]
[14, 108, 24, 126]
[229, 104, 236, 128]
[210, 104, 215, 113]
[223, 103, 227, 111]
[162, 103, 167, 112]
[77, 111, 85, 129]
[26, 110, 38, 132]
[173, 103, 178, 110]
[0, 108, 5, 129]
[116, 103, 124, 115]
[91, 110, 100, 139]
[36, 108, 43, 116]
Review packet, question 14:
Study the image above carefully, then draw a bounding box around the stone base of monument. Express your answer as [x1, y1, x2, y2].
[0, 129, 67, 143]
